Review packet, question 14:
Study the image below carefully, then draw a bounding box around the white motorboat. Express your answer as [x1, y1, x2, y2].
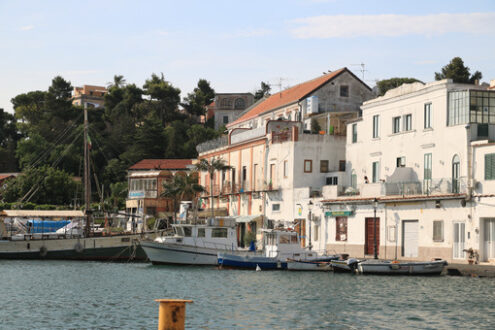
[218, 229, 332, 270]
[141, 218, 241, 265]
[357, 259, 448, 275]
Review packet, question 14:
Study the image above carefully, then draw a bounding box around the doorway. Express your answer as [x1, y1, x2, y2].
[453, 222, 465, 259]
[402, 220, 419, 258]
[365, 217, 380, 256]
[483, 218, 495, 261]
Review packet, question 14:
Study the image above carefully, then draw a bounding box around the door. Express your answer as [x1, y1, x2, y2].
[402, 220, 419, 258]
[453, 222, 465, 259]
[365, 217, 380, 256]
[484, 219, 495, 261]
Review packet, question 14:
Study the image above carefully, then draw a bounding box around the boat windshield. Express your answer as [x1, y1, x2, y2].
[198, 228, 205, 237]
[183, 226, 192, 237]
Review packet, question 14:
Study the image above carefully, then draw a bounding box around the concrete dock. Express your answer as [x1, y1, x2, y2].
[444, 263, 495, 277]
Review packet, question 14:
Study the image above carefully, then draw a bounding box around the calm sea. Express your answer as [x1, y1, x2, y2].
[0, 260, 494, 329]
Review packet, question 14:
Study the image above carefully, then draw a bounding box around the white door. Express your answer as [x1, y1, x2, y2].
[484, 219, 495, 261]
[402, 220, 418, 258]
[453, 222, 465, 259]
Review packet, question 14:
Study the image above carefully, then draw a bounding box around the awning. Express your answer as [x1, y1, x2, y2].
[234, 215, 263, 223]
[0, 210, 85, 218]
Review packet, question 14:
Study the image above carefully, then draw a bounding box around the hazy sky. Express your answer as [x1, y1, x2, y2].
[1, 0, 494, 113]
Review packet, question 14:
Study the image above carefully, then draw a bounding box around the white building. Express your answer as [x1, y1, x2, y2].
[312, 79, 495, 264]
[197, 68, 373, 243]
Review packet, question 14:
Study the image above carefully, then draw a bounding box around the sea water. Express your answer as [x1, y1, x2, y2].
[0, 260, 494, 329]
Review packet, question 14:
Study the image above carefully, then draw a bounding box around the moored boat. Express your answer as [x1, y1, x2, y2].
[286, 257, 338, 271]
[357, 259, 448, 275]
[141, 218, 241, 265]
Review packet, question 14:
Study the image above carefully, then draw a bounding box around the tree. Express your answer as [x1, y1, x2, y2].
[376, 78, 423, 96]
[182, 79, 215, 118]
[161, 172, 203, 223]
[107, 75, 126, 89]
[0, 108, 20, 171]
[435, 57, 483, 84]
[194, 158, 231, 218]
[254, 81, 271, 101]
[311, 118, 322, 134]
[143, 73, 181, 125]
[106, 181, 128, 212]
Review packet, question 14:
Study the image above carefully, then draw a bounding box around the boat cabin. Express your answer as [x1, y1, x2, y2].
[263, 229, 316, 260]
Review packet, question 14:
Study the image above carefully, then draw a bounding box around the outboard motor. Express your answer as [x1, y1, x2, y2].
[347, 258, 360, 272]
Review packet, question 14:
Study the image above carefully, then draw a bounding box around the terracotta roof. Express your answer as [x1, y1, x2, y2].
[0, 174, 15, 181]
[129, 159, 193, 170]
[228, 68, 367, 128]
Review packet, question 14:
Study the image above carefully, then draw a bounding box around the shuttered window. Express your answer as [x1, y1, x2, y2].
[336, 217, 348, 241]
[485, 153, 495, 180]
[433, 220, 444, 242]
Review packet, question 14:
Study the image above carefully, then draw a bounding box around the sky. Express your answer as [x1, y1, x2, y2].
[1, 0, 495, 113]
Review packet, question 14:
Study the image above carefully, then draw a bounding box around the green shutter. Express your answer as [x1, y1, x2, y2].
[486, 153, 495, 180]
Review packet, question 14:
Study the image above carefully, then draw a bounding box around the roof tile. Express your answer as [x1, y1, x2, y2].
[129, 159, 193, 170]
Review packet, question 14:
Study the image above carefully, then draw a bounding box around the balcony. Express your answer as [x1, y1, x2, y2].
[230, 127, 265, 145]
[272, 130, 292, 144]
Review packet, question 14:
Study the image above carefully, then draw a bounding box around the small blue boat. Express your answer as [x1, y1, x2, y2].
[218, 252, 287, 270]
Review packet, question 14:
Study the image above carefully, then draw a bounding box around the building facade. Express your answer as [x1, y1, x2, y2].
[125, 159, 194, 218]
[211, 93, 255, 129]
[310, 79, 495, 264]
[72, 85, 107, 108]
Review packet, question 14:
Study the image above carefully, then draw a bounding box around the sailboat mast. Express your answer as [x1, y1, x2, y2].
[83, 105, 91, 236]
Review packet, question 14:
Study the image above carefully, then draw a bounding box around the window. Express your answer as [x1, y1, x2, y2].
[221, 98, 231, 107]
[404, 114, 412, 131]
[223, 116, 229, 124]
[314, 224, 319, 242]
[484, 153, 495, 180]
[340, 85, 349, 97]
[433, 220, 444, 242]
[242, 166, 247, 182]
[372, 115, 379, 138]
[351, 170, 357, 189]
[326, 177, 338, 185]
[320, 160, 329, 173]
[231, 167, 236, 185]
[198, 228, 205, 237]
[372, 161, 380, 183]
[352, 123, 357, 143]
[424, 103, 432, 128]
[253, 164, 258, 189]
[393, 116, 400, 133]
[183, 226, 192, 237]
[304, 160, 312, 173]
[424, 153, 432, 192]
[212, 228, 228, 238]
[272, 203, 280, 212]
[452, 155, 460, 193]
[283, 160, 288, 178]
[339, 160, 346, 172]
[234, 98, 245, 109]
[336, 217, 347, 241]
[396, 156, 405, 168]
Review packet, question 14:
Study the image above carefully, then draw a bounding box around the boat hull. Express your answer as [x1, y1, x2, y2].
[218, 253, 287, 270]
[357, 260, 447, 275]
[0, 234, 148, 261]
[141, 241, 234, 265]
[286, 260, 332, 271]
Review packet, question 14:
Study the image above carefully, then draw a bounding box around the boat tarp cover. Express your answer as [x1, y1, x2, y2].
[0, 210, 84, 218]
[26, 220, 71, 233]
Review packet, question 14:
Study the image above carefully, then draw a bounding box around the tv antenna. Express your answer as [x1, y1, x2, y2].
[351, 63, 367, 80]
[269, 77, 287, 93]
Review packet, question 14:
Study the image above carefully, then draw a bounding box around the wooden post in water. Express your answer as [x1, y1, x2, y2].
[155, 299, 193, 330]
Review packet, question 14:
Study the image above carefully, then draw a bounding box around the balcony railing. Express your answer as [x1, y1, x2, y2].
[272, 130, 292, 144]
[196, 136, 228, 154]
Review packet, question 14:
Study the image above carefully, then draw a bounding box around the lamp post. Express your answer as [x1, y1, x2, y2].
[373, 198, 378, 259]
[308, 200, 313, 250]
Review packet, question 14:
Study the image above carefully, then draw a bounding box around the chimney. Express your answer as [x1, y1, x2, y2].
[490, 79, 495, 89]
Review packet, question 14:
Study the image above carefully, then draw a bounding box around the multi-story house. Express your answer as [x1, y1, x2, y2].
[125, 159, 194, 218]
[210, 93, 255, 129]
[72, 85, 107, 108]
[197, 68, 373, 241]
[312, 79, 495, 264]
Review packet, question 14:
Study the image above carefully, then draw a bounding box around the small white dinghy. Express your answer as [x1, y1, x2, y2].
[357, 259, 448, 275]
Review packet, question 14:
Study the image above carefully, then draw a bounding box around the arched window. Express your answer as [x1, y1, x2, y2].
[452, 155, 460, 193]
[234, 98, 245, 109]
[221, 98, 231, 108]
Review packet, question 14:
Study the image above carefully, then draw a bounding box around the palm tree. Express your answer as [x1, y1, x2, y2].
[161, 172, 204, 223]
[107, 75, 126, 89]
[195, 158, 231, 218]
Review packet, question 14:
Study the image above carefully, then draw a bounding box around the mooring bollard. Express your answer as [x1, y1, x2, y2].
[155, 299, 193, 330]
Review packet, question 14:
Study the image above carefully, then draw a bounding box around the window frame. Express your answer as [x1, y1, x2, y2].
[304, 160, 313, 173]
[340, 85, 349, 97]
[352, 123, 357, 143]
[433, 220, 444, 242]
[424, 103, 432, 129]
[404, 114, 412, 131]
[372, 114, 380, 138]
[320, 160, 329, 173]
[484, 153, 495, 180]
[283, 160, 288, 178]
[393, 116, 401, 133]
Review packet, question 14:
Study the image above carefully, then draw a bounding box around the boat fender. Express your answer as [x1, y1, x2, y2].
[39, 246, 48, 257]
[74, 242, 84, 253]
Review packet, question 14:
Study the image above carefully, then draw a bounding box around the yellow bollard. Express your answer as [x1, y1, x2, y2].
[155, 299, 193, 330]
